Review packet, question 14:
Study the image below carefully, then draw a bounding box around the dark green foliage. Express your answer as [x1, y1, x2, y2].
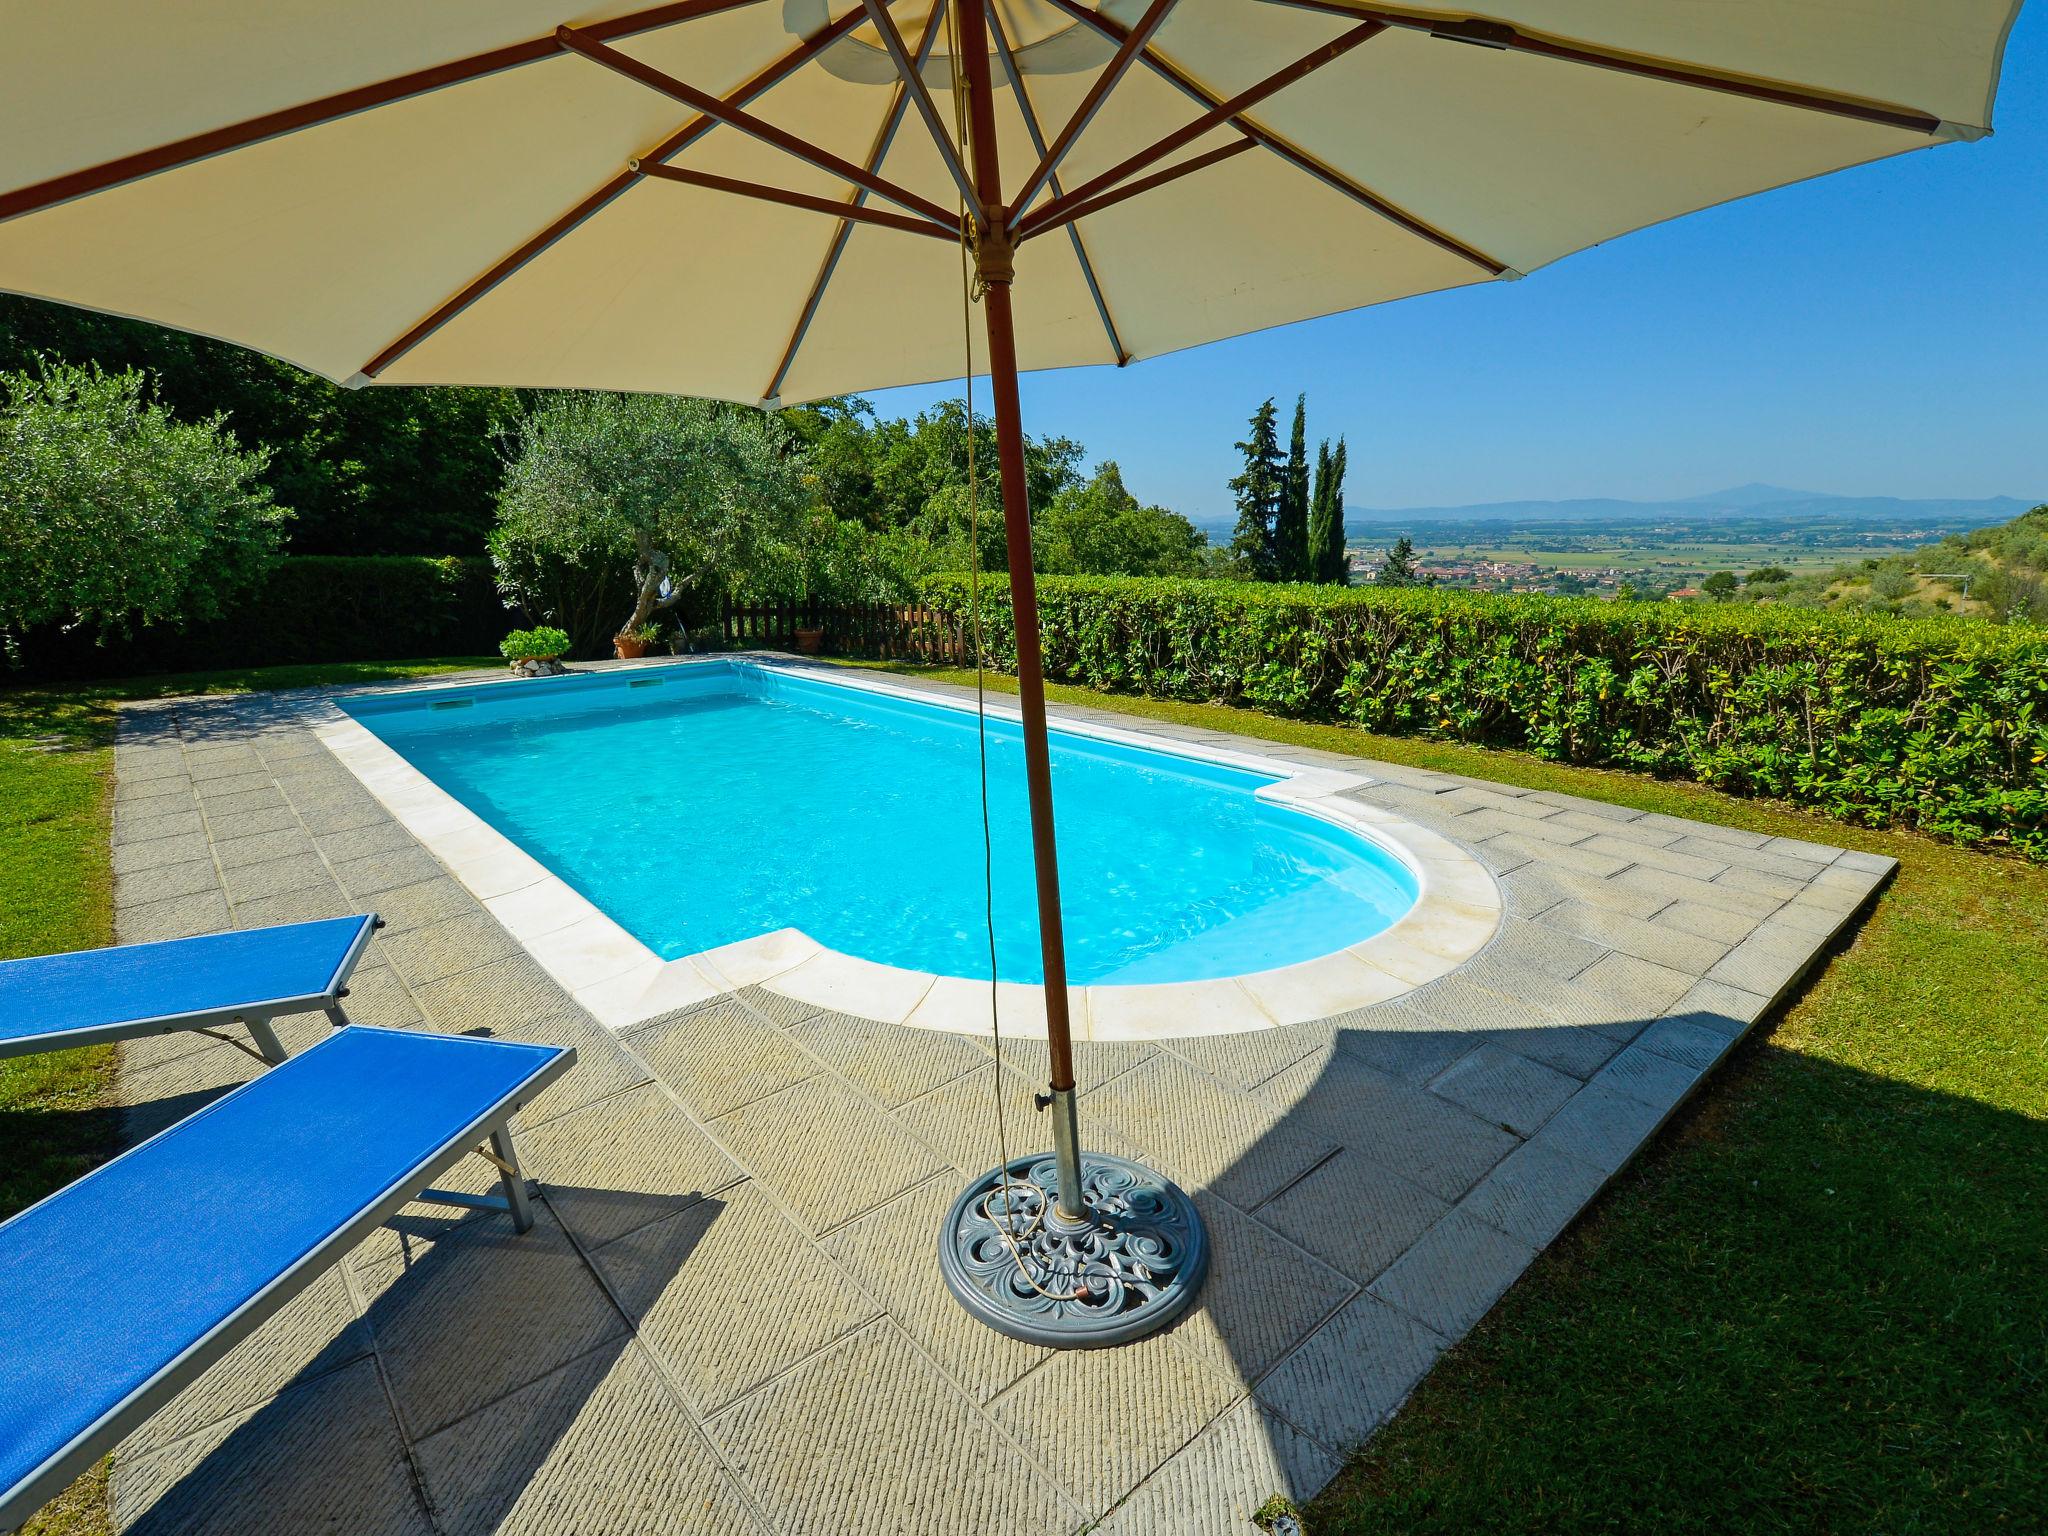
[0, 295, 519, 555]
[1746, 566, 1791, 585]
[1038, 462, 1210, 577]
[919, 574, 2048, 857]
[1228, 398, 1283, 580]
[1309, 436, 1348, 584]
[1275, 395, 1311, 581]
[1376, 534, 1421, 587]
[9, 557, 505, 679]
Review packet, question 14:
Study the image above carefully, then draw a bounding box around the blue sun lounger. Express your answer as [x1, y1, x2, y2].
[0, 1025, 573, 1531]
[0, 915, 382, 1067]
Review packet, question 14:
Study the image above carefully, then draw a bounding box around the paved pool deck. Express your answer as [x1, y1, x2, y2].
[101, 659, 1893, 1535]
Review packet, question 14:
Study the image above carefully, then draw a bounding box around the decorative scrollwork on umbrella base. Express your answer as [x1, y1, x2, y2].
[938, 1151, 1208, 1347]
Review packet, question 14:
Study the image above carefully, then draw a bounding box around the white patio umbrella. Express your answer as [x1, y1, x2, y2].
[0, 0, 2019, 1345]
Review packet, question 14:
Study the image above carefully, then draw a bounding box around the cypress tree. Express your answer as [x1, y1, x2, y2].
[1227, 398, 1283, 580]
[1377, 533, 1420, 587]
[1274, 394, 1310, 581]
[1309, 435, 1350, 584]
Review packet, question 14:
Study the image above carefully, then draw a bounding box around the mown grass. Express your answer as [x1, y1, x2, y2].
[874, 663, 2047, 1533]
[0, 657, 490, 1536]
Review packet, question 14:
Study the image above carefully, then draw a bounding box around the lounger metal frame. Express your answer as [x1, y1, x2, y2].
[0, 1030, 574, 1532]
[0, 914, 383, 1067]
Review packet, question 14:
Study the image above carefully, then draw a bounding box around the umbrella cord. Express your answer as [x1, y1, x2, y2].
[948, 1, 1083, 1304]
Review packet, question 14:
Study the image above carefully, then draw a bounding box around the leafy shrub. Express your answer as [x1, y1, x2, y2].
[6, 555, 505, 678]
[0, 362, 285, 655]
[500, 625, 571, 662]
[922, 575, 2048, 859]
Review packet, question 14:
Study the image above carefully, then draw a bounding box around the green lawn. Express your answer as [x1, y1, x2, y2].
[873, 664, 2047, 1533]
[0, 658, 490, 1536]
[2, 655, 2040, 1533]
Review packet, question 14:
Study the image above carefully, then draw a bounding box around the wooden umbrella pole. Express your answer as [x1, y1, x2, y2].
[958, 0, 1085, 1220]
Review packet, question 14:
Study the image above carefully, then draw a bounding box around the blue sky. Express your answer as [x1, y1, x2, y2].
[870, 6, 2047, 521]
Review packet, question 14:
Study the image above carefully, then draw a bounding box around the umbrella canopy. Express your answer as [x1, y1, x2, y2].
[0, 0, 2020, 406]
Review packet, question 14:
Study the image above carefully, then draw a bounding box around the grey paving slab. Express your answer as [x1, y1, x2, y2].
[1578, 832, 1731, 880]
[989, 1330, 1240, 1516]
[1707, 930, 1828, 995]
[1656, 898, 1764, 944]
[357, 1208, 629, 1442]
[711, 1322, 1081, 1536]
[208, 826, 318, 870]
[1159, 1020, 1333, 1093]
[111, 834, 213, 877]
[1536, 1079, 1677, 1175]
[1170, 1191, 1357, 1385]
[628, 996, 824, 1118]
[359, 874, 476, 934]
[1091, 1053, 1339, 1209]
[711, 1075, 948, 1235]
[376, 909, 522, 988]
[1428, 1043, 1580, 1136]
[788, 1006, 987, 1103]
[111, 1357, 433, 1536]
[1600, 1039, 1708, 1112]
[594, 1181, 878, 1414]
[1452, 917, 1607, 991]
[1634, 1014, 1738, 1073]
[1256, 1292, 1445, 1451]
[1256, 1048, 1517, 1203]
[1458, 1135, 1614, 1249]
[1098, 1398, 1339, 1536]
[821, 1175, 1051, 1404]
[230, 883, 357, 929]
[412, 1339, 763, 1536]
[1255, 1148, 1451, 1285]
[197, 803, 302, 843]
[522, 1081, 747, 1249]
[1536, 900, 1732, 974]
[332, 843, 452, 897]
[978, 1032, 1158, 1096]
[1326, 1012, 1477, 1086]
[1369, 1206, 1538, 1338]
[1668, 977, 1773, 1036]
[219, 852, 335, 906]
[116, 890, 231, 943]
[112, 805, 206, 845]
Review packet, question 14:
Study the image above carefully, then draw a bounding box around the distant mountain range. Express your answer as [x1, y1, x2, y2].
[1187, 485, 2035, 538]
[1345, 485, 2036, 528]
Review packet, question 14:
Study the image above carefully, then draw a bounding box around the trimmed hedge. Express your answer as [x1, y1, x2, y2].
[922, 574, 2048, 860]
[12, 555, 507, 679]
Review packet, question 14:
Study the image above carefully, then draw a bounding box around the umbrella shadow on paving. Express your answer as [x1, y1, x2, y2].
[114, 1181, 725, 1535]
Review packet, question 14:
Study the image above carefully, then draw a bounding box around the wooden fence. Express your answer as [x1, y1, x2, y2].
[721, 600, 970, 663]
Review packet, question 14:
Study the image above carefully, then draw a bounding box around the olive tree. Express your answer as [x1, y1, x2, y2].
[0, 363, 286, 652]
[490, 392, 812, 654]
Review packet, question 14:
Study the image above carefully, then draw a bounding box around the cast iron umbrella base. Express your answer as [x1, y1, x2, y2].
[939, 1151, 1207, 1347]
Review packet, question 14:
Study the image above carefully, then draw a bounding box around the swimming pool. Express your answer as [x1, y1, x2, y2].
[340, 661, 1418, 987]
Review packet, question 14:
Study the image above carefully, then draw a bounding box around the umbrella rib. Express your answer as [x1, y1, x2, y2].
[359, 1, 880, 381]
[556, 24, 957, 230]
[858, 0, 980, 215]
[0, 0, 771, 225]
[1016, 137, 1257, 241]
[1260, 0, 1946, 135]
[986, 0, 1130, 367]
[1017, 20, 1384, 238]
[1007, 0, 1181, 225]
[634, 162, 956, 238]
[762, 0, 953, 407]
[1040, 0, 1506, 276]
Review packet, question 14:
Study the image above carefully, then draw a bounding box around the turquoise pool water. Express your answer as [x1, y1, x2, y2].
[342, 663, 1418, 985]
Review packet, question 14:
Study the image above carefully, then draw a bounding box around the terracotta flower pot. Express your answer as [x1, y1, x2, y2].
[614, 633, 652, 660]
[793, 627, 825, 655]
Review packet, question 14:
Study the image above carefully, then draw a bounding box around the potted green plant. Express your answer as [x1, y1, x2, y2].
[614, 620, 663, 660]
[500, 625, 571, 678]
